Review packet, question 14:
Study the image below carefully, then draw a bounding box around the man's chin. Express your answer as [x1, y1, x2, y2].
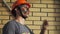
[23, 16, 28, 19]
[25, 16, 28, 18]
[25, 15, 29, 17]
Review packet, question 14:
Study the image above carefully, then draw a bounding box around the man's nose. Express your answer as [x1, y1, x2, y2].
[26, 11, 30, 15]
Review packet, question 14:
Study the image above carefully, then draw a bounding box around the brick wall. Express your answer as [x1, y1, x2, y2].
[0, 0, 60, 34]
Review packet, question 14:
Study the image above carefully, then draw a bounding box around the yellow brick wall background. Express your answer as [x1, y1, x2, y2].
[0, 0, 60, 34]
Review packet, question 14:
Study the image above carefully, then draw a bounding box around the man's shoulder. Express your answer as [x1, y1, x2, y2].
[6, 20, 16, 24]
[2, 20, 17, 31]
[3, 20, 16, 27]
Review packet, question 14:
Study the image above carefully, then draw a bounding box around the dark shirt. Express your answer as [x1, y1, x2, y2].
[2, 20, 32, 34]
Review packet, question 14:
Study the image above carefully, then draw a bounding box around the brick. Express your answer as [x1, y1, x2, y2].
[41, 17, 55, 21]
[5, 0, 10, 2]
[2, 11, 10, 15]
[11, 0, 16, 2]
[33, 13, 47, 16]
[54, 0, 60, 4]
[27, 25, 40, 29]
[33, 30, 48, 34]
[56, 9, 60, 12]
[34, 21, 43, 25]
[0, 3, 2, 7]
[57, 26, 60, 30]
[0, 20, 1, 24]
[48, 13, 60, 17]
[0, 7, 8, 11]
[33, 30, 40, 34]
[41, 8, 55, 12]
[27, 0, 40, 3]
[26, 17, 40, 20]
[56, 17, 60, 21]
[0, 16, 9, 19]
[29, 8, 40, 12]
[25, 21, 32, 25]
[48, 4, 60, 8]
[10, 16, 13, 20]
[41, 0, 54, 3]
[0, 25, 4, 28]
[2, 20, 9, 25]
[49, 30, 60, 34]
[49, 21, 60, 25]
[0, 11, 1, 15]
[7, 3, 12, 7]
[33, 4, 47, 8]
[47, 26, 56, 30]
[29, 12, 32, 16]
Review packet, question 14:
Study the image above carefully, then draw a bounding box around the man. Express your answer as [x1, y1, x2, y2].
[2, 0, 34, 34]
[2, 0, 48, 34]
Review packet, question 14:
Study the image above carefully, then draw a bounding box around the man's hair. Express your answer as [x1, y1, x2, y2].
[11, 9, 17, 18]
[11, 5, 20, 18]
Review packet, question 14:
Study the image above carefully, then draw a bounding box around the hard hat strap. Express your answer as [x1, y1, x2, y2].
[17, 4, 29, 19]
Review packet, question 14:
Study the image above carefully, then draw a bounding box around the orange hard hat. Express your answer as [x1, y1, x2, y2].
[12, 0, 30, 10]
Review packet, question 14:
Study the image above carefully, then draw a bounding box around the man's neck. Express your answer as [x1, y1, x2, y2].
[15, 16, 25, 25]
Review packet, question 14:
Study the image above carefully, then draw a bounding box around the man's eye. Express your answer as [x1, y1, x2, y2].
[21, 7, 25, 10]
[22, 8, 28, 11]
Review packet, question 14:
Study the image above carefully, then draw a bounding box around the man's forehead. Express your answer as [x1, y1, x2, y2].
[19, 4, 29, 8]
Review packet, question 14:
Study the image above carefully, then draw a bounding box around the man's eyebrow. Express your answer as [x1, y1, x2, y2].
[24, 6, 29, 8]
